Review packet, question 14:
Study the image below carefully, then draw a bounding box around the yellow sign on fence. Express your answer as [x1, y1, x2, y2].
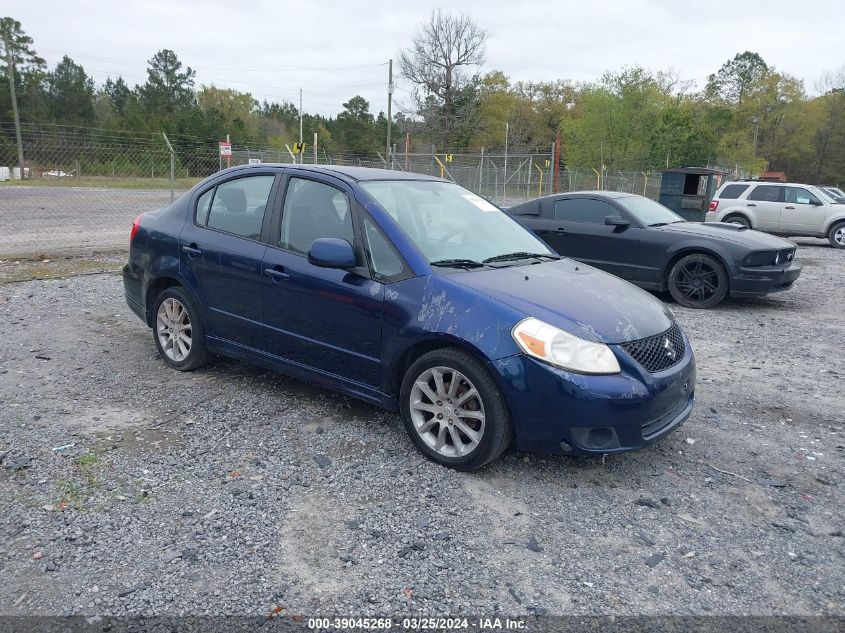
[292, 142, 305, 154]
[445, 154, 453, 163]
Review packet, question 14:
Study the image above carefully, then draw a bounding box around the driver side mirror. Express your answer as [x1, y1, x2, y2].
[605, 215, 630, 227]
[308, 238, 356, 269]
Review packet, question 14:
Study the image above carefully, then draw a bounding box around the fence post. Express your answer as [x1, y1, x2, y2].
[162, 132, 175, 203]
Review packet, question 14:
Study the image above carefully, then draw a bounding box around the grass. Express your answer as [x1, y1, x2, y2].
[0, 176, 202, 191]
[0, 254, 124, 284]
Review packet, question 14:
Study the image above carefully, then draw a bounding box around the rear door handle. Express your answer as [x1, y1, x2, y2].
[745, 203, 756, 207]
[553, 226, 566, 233]
[181, 244, 202, 257]
[264, 266, 290, 282]
[784, 205, 795, 209]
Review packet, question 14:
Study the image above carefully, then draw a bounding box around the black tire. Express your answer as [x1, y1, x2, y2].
[828, 221, 845, 249]
[723, 214, 750, 229]
[399, 347, 513, 471]
[152, 286, 213, 371]
[667, 253, 729, 309]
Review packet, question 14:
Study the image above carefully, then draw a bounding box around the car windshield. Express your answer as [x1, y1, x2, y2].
[361, 180, 554, 266]
[815, 187, 837, 204]
[616, 195, 684, 226]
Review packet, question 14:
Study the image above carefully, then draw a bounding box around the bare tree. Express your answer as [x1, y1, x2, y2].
[399, 10, 487, 147]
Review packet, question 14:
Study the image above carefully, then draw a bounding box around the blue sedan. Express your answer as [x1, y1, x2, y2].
[123, 164, 696, 470]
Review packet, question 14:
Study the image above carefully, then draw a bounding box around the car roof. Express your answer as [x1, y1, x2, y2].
[221, 163, 448, 183]
[719, 180, 819, 189]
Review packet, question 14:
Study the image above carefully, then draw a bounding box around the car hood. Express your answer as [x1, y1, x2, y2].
[448, 259, 674, 344]
[659, 222, 795, 249]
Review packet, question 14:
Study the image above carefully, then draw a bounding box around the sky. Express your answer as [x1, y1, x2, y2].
[13, 0, 844, 120]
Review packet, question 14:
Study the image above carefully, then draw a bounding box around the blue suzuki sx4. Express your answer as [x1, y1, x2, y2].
[124, 164, 695, 470]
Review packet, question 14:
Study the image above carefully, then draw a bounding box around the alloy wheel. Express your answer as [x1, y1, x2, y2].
[673, 259, 720, 306]
[835, 226, 845, 247]
[156, 297, 192, 362]
[409, 366, 485, 458]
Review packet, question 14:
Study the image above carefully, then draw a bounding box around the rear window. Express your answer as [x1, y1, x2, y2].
[718, 184, 750, 199]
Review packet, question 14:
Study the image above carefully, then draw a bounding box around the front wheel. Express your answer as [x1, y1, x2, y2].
[829, 221, 845, 249]
[667, 253, 729, 309]
[400, 348, 512, 471]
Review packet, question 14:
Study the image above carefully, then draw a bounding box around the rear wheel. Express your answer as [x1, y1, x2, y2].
[668, 253, 729, 309]
[828, 221, 845, 249]
[153, 286, 213, 371]
[723, 214, 750, 229]
[400, 348, 512, 471]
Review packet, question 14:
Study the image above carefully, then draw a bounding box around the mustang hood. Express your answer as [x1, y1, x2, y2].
[661, 222, 796, 249]
[449, 259, 674, 344]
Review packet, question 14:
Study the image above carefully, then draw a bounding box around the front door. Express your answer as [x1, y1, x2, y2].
[260, 174, 384, 387]
[777, 186, 827, 235]
[744, 184, 783, 231]
[179, 173, 278, 347]
[544, 197, 640, 280]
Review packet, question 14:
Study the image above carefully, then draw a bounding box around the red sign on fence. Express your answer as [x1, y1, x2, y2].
[219, 141, 232, 157]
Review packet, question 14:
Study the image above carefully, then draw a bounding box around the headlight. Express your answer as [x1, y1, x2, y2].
[512, 317, 621, 375]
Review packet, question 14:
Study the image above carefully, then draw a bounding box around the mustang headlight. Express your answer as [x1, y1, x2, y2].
[512, 317, 621, 375]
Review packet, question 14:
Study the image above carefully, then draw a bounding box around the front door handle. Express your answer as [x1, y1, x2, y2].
[264, 266, 290, 282]
[181, 244, 202, 258]
[553, 226, 566, 233]
[784, 205, 795, 209]
[746, 203, 756, 207]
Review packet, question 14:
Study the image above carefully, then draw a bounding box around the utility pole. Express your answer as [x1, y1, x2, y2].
[503, 121, 509, 205]
[299, 88, 303, 165]
[752, 116, 760, 157]
[3, 33, 26, 180]
[553, 129, 561, 193]
[386, 59, 393, 170]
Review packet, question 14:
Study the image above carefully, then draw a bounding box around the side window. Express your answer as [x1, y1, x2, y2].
[747, 185, 781, 202]
[280, 178, 353, 254]
[784, 187, 820, 205]
[363, 217, 404, 279]
[195, 188, 214, 225]
[204, 175, 275, 240]
[554, 199, 617, 223]
[718, 184, 750, 199]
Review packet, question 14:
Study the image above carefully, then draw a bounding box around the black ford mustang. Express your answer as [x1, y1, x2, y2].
[507, 191, 803, 308]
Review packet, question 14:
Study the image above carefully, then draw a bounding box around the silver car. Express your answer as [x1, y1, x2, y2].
[705, 181, 845, 249]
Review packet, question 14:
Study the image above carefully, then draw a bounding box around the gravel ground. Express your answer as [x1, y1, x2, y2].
[0, 239, 843, 619]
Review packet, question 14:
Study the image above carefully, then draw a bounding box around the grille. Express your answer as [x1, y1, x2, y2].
[620, 324, 685, 373]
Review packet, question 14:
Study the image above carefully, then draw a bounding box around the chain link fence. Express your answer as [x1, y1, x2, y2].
[0, 125, 667, 257]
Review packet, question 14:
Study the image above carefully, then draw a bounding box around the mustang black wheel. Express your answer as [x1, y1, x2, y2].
[668, 254, 729, 309]
[400, 347, 512, 471]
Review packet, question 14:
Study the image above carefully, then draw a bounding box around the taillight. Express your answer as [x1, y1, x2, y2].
[708, 200, 719, 212]
[130, 215, 142, 243]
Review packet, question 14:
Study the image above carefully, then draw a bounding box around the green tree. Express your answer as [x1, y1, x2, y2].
[705, 51, 769, 106]
[47, 56, 95, 124]
[137, 49, 195, 116]
[1, 17, 45, 175]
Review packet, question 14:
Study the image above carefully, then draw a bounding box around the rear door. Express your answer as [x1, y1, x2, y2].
[179, 172, 279, 347]
[744, 184, 783, 231]
[259, 173, 385, 387]
[777, 186, 827, 235]
[543, 197, 640, 279]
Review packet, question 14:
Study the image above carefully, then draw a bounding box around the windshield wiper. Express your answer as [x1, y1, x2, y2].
[430, 258, 485, 269]
[482, 251, 560, 263]
[648, 221, 684, 227]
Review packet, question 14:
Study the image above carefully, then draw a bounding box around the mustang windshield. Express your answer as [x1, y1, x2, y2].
[617, 196, 685, 226]
[361, 181, 554, 266]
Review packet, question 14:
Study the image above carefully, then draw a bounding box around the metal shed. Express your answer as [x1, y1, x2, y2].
[658, 167, 727, 222]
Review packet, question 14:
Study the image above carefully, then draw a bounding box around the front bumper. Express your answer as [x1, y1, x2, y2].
[491, 335, 696, 456]
[730, 261, 802, 297]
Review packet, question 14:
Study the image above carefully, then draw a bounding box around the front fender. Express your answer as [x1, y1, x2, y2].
[379, 274, 526, 394]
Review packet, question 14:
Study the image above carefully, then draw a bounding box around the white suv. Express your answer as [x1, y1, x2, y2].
[705, 181, 845, 249]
